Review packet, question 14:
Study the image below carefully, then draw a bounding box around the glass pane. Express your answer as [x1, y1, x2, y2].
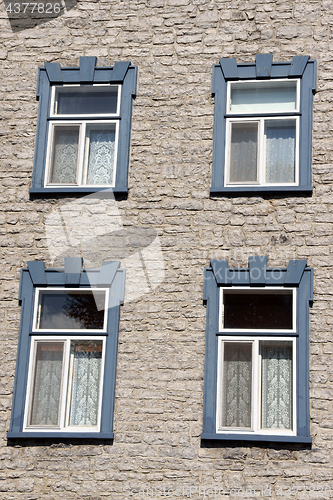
[222, 342, 252, 428]
[229, 122, 258, 183]
[49, 126, 79, 185]
[86, 125, 116, 185]
[261, 341, 293, 430]
[230, 81, 297, 113]
[38, 290, 106, 330]
[29, 342, 64, 426]
[265, 120, 296, 183]
[56, 88, 118, 115]
[223, 291, 293, 330]
[68, 341, 103, 426]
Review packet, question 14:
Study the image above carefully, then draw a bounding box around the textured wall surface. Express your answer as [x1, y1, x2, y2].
[0, 0, 333, 498]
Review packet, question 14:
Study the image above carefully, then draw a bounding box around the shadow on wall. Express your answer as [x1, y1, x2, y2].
[4, 0, 77, 32]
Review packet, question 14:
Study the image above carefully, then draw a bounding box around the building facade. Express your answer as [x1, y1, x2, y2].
[0, 0, 333, 498]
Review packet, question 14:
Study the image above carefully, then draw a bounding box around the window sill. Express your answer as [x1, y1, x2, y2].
[7, 431, 114, 440]
[210, 185, 313, 196]
[29, 187, 128, 197]
[201, 433, 312, 444]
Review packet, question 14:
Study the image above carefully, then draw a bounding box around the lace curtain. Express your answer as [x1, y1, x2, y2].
[261, 342, 293, 430]
[30, 343, 63, 426]
[221, 341, 293, 430]
[265, 121, 296, 183]
[86, 129, 116, 185]
[69, 344, 102, 426]
[222, 342, 252, 428]
[51, 128, 79, 184]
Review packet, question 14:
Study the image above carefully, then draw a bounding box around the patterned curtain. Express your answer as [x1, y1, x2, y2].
[265, 121, 296, 183]
[69, 342, 102, 426]
[50, 127, 79, 184]
[30, 343, 63, 426]
[222, 342, 252, 428]
[261, 342, 293, 430]
[86, 129, 116, 185]
[230, 122, 258, 183]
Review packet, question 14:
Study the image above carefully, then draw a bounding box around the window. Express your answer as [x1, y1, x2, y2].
[218, 288, 296, 436]
[202, 257, 313, 444]
[211, 54, 316, 194]
[8, 258, 125, 439]
[46, 86, 120, 188]
[30, 57, 137, 196]
[25, 338, 105, 431]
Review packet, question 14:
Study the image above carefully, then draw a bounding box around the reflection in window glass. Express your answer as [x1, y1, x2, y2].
[56, 89, 118, 115]
[230, 81, 297, 113]
[38, 290, 105, 330]
[223, 291, 293, 329]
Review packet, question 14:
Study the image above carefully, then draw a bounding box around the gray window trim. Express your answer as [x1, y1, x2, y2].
[201, 256, 313, 444]
[211, 54, 317, 195]
[30, 57, 137, 197]
[8, 257, 125, 441]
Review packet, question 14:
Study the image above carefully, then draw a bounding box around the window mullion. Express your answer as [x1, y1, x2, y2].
[252, 339, 259, 432]
[224, 119, 231, 186]
[76, 122, 86, 186]
[23, 339, 37, 430]
[82, 122, 91, 186]
[259, 119, 265, 185]
[44, 124, 55, 187]
[293, 338, 297, 433]
[216, 338, 224, 431]
[59, 339, 70, 431]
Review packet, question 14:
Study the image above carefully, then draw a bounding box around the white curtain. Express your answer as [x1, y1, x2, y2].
[230, 122, 258, 182]
[69, 344, 102, 426]
[261, 342, 293, 430]
[222, 342, 252, 428]
[51, 127, 79, 184]
[265, 121, 296, 183]
[86, 129, 116, 185]
[30, 343, 63, 426]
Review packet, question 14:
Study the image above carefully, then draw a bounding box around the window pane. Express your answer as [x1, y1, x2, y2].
[230, 81, 297, 113]
[38, 290, 106, 330]
[86, 125, 116, 185]
[29, 342, 64, 426]
[68, 341, 103, 427]
[223, 291, 293, 330]
[49, 126, 79, 184]
[56, 88, 118, 115]
[265, 120, 296, 183]
[229, 122, 258, 183]
[261, 341, 293, 430]
[222, 342, 252, 428]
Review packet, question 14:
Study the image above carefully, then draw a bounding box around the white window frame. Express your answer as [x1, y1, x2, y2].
[226, 79, 300, 115]
[50, 84, 122, 118]
[216, 336, 297, 436]
[219, 286, 297, 334]
[32, 287, 109, 333]
[44, 84, 121, 188]
[225, 79, 300, 188]
[23, 336, 106, 433]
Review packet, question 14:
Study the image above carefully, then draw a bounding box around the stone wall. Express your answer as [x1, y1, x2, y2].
[0, 0, 333, 498]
